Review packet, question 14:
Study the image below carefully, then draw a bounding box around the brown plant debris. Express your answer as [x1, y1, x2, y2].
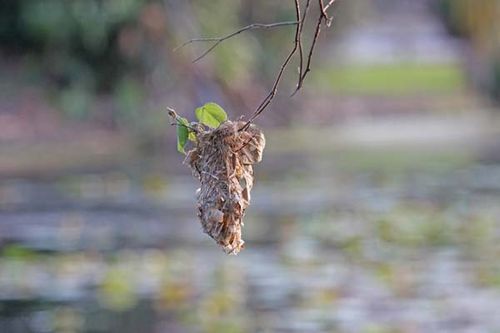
[185, 120, 265, 254]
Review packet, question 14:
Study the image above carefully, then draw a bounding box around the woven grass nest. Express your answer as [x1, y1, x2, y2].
[184, 120, 265, 254]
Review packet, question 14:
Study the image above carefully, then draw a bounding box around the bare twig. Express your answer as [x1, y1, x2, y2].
[293, 0, 311, 96]
[319, 0, 334, 26]
[299, 13, 323, 85]
[240, 0, 302, 131]
[324, 0, 336, 11]
[319, 0, 328, 18]
[167, 107, 198, 132]
[175, 21, 299, 63]
[294, 0, 337, 91]
[234, 132, 258, 153]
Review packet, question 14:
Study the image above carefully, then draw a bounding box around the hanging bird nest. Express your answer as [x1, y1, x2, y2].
[184, 120, 265, 254]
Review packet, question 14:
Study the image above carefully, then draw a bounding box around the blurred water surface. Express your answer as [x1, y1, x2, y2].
[2, 134, 500, 333]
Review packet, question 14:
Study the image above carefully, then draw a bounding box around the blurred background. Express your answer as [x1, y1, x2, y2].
[1, 0, 500, 332]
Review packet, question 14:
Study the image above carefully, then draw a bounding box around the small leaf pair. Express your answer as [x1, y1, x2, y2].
[175, 102, 228, 154]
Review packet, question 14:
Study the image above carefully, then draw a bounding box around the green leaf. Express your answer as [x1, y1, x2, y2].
[195, 102, 227, 128]
[176, 117, 189, 154]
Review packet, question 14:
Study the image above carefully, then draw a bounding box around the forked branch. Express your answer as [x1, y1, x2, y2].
[294, 0, 337, 93]
[175, 0, 338, 127]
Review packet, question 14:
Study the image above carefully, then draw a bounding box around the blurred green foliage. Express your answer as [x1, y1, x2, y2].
[0, 0, 148, 122]
[1, 244, 37, 260]
[314, 63, 465, 95]
[0, 0, 143, 88]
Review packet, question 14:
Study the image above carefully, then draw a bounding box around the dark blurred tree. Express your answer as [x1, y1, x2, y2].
[0, 0, 145, 91]
[435, 0, 500, 102]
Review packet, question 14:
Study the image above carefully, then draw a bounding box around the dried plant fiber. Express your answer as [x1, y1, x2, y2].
[185, 121, 265, 254]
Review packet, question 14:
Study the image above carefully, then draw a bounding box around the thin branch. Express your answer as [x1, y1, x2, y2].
[240, 0, 302, 131]
[319, 0, 328, 18]
[294, 0, 311, 96]
[175, 21, 298, 51]
[167, 107, 198, 132]
[324, 0, 336, 11]
[300, 13, 324, 85]
[175, 21, 299, 63]
[295, 0, 337, 91]
[234, 132, 258, 153]
[173, 37, 223, 51]
[319, 0, 333, 26]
